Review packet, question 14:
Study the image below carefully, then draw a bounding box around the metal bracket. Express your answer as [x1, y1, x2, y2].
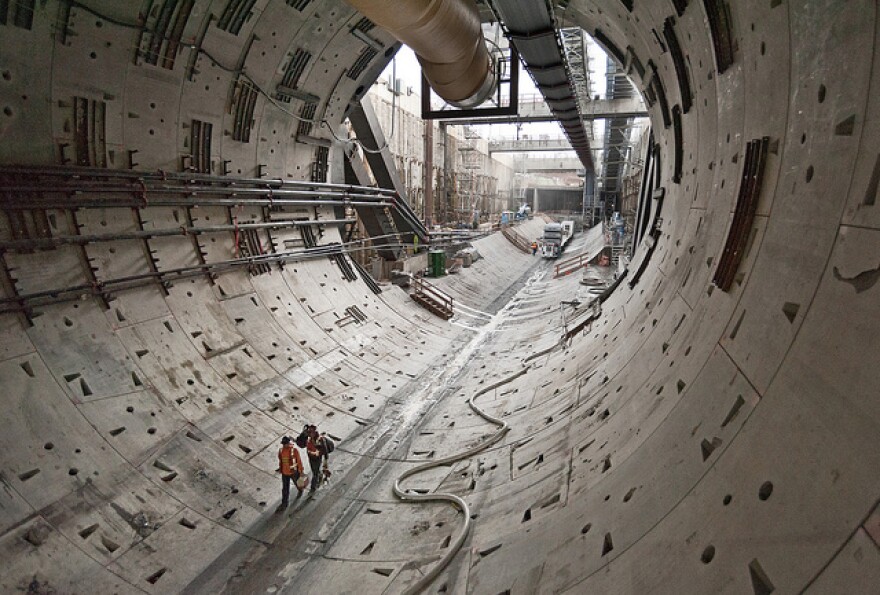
[421, 45, 520, 121]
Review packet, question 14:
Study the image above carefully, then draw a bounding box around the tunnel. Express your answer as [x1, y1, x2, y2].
[1, 1, 878, 593]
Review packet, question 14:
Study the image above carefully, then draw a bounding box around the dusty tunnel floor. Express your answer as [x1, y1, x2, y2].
[189, 231, 597, 594]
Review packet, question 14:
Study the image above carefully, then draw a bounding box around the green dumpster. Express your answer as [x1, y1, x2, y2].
[428, 250, 446, 277]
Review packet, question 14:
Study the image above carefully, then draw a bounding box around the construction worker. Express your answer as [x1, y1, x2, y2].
[306, 425, 330, 493]
[531, 241, 538, 255]
[276, 436, 304, 511]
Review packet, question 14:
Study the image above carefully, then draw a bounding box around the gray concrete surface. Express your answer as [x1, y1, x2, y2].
[0, 1, 878, 594]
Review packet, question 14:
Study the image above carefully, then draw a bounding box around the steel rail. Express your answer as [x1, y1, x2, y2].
[0, 165, 398, 197]
[0, 219, 356, 252]
[0, 238, 428, 313]
[0, 196, 393, 210]
[0, 182, 392, 200]
[0, 183, 392, 200]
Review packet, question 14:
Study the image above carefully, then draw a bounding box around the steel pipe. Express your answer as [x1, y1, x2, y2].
[0, 195, 393, 210]
[344, 0, 496, 108]
[0, 219, 357, 252]
[0, 240, 418, 313]
[0, 165, 398, 197]
[0, 184, 391, 202]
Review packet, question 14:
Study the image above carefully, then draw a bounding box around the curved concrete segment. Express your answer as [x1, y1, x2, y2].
[1, 1, 879, 594]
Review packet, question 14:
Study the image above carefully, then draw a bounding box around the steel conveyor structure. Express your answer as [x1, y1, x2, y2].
[490, 0, 595, 171]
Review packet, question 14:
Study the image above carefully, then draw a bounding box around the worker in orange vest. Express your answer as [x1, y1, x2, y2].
[531, 241, 538, 255]
[276, 436, 304, 511]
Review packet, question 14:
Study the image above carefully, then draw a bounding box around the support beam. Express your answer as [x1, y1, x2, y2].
[348, 96, 423, 245]
[343, 151, 402, 261]
[433, 95, 647, 126]
[347, 96, 407, 195]
[347, 97, 430, 244]
[424, 119, 434, 228]
[516, 156, 585, 173]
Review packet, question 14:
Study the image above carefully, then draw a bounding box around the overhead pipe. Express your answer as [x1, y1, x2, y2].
[0, 238, 416, 314]
[344, 0, 497, 108]
[0, 219, 358, 252]
[0, 165, 399, 197]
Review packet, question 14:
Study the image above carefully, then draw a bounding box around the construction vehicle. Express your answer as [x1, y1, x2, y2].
[540, 220, 575, 258]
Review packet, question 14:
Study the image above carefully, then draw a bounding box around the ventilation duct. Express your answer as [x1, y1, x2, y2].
[344, 0, 497, 108]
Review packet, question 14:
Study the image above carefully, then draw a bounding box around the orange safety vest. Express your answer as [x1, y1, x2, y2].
[278, 444, 303, 476]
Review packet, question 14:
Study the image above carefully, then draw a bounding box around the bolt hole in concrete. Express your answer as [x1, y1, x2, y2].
[758, 481, 774, 500]
[602, 533, 614, 555]
[179, 518, 197, 530]
[701, 545, 716, 564]
[18, 469, 39, 481]
[749, 558, 775, 594]
[101, 536, 119, 552]
[146, 568, 167, 584]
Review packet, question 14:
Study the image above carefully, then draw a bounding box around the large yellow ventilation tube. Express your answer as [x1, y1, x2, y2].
[345, 0, 497, 108]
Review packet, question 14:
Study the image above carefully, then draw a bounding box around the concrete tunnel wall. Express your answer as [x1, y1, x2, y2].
[0, 0, 879, 593]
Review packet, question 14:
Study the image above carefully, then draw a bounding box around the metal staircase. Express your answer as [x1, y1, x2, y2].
[410, 277, 454, 319]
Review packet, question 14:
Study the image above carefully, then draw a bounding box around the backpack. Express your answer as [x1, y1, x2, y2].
[295, 427, 309, 448]
[319, 435, 335, 455]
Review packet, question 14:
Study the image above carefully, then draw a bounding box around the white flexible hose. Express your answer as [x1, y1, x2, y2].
[393, 366, 531, 594]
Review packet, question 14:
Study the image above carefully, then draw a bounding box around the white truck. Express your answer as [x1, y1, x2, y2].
[540, 220, 575, 258]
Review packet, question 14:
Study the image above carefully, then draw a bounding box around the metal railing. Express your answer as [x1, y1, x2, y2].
[501, 226, 532, 253]
[553, 251, 591, 278]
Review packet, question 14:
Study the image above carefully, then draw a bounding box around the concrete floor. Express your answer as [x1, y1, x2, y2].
[1, 0, 879, 593]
